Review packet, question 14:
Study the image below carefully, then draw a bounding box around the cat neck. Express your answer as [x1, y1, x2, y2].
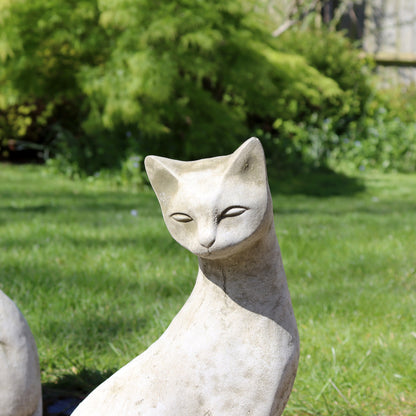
[196, 220, 289, 322]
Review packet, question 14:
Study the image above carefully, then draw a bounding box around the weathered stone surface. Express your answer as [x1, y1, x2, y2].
[364, 0, 416, 85]
[72, 137, 299, 416]
[0, 290, 42, 416]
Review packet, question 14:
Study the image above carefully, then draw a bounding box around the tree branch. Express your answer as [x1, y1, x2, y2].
[272, 0, 320, 37]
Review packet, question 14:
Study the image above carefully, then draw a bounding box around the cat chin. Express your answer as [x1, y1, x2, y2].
[195, 250, 222, 260]
[191, 244, 240, 260]
[189, 248, 215, 259]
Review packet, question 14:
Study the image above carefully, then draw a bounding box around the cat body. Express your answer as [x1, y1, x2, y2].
[72, 138, 299, 416]
[0, 290, 42, 416]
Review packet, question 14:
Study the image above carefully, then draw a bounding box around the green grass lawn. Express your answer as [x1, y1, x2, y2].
[1, 163, 415, 415]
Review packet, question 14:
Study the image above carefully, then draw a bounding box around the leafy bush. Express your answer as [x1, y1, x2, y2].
[377, 84, 416, 123]
[0, 0, 108, 103]
[258, 30, 416, 174]
[0, 0, 353, 172]
[331, 106, 416, 173]
[2, 1, 413, 174]
[255, 118, 335, 173]
[277, 29, 374, 122]
[78, 1, 348, 163]
[245, 29, 374, 172]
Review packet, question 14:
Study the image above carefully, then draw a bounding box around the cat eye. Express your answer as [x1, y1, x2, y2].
[170, 213, 193, 223]
[220, 206, 247, 219]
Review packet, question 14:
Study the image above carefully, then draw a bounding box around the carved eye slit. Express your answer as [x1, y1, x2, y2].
[220, 206, 248, 219]
[170, 213, 193, 223]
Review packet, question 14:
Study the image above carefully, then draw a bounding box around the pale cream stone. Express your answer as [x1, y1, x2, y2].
[0, 290, 42, 416]
[72, 137, 299, 416]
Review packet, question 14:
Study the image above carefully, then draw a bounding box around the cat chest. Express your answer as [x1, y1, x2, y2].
[160, 296, 290, 385]
[79, 292, 295, 415]
[96, 315, 287, 415]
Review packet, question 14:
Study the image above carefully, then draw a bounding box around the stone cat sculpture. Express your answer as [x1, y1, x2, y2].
[72, 137, 299, 416]
[0, 290, 42, 416]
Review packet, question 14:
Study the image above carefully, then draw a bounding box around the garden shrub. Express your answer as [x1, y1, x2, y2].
[259, 31, 416, 174]
[1, 1, 414, 175]
[277, 29, 374, 121]
[0, 101, 56, 161]
[0, 0, 351, 173]
[377, 83, 416, 123]
[330, 94, 416, 173]
[254, 29, 374, 171]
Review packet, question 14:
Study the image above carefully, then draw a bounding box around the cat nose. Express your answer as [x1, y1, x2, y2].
[198, 227, 216, 248]
[200, 237, 215, 248]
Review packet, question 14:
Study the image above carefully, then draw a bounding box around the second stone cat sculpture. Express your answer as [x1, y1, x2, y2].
[0, 290, 42, 416]
[72, 137, 300, 416]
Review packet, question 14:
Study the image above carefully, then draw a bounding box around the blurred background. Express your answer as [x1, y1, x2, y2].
[1, 0, 415, 179]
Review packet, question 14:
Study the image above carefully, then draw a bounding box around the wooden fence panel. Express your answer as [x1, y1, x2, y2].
[363, 0, 416, 85]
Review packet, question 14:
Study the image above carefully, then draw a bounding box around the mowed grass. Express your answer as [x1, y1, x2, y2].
[0, 163, 415, 415]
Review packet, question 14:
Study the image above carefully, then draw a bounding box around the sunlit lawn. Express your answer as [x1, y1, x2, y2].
[0, 164, 415, 415]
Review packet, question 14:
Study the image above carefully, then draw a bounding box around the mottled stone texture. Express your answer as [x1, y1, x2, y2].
[0, 290, 42, 416]
[72, 137, 299, 415]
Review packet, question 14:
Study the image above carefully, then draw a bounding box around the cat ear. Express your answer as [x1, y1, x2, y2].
[225, 137, 267, 184]
[144, 156, 179, 204]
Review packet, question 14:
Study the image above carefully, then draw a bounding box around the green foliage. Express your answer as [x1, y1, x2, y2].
[278, 29, 373, 122]
[330, 106, 416, 173]
[376, 83, 416, 123]
[1, 0, 413, 174]
[0, 101, 55, 159]
[247, 29, 375, 172]
[0, 0, 107, 104]
[79, 0, 346, 161]
[259, 30, 416, 174]
[0, 0, 109, 162]
[319, 84, 416, 173]
[0, 0, 355, 171]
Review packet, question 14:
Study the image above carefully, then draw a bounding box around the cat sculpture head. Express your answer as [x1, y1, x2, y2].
[145, 137, 273, 260]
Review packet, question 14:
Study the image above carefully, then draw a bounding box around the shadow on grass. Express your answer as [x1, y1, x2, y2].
[268, 169, 365, 197]
[42, 368, 115, 415]
[275, 199, 416, 216]
[0, 190, 160, 216]
[0, 230, 176, 256]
